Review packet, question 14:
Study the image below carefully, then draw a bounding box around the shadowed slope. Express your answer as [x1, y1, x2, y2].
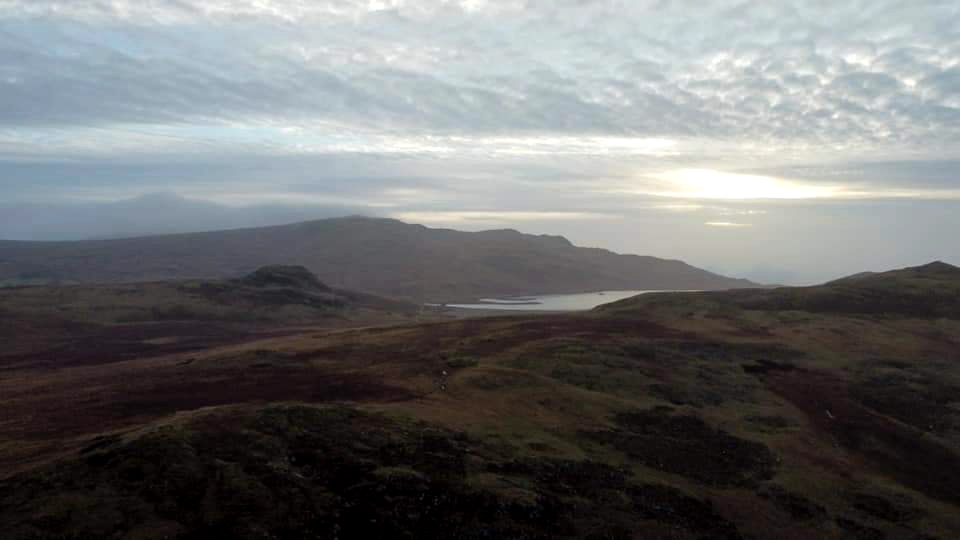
[0, 217, 755, 302]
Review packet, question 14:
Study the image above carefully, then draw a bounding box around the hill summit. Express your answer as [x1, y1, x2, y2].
[914, 260, 960, 275]
[240, 265, 332, 292]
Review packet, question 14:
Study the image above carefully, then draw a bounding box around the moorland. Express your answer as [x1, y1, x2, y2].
[2, 262, 959, 538]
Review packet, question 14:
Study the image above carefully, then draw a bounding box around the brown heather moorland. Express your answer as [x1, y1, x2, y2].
[2, 262, 960, 538]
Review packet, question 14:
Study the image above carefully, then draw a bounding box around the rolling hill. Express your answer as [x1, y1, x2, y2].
[1, 262, 959, 538]
[601, 260, 960, 319]
[0, 216, 755, 302]
[0, 265, 421, 371]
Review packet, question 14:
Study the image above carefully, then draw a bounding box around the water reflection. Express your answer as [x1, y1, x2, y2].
[441, 290, 668, 311]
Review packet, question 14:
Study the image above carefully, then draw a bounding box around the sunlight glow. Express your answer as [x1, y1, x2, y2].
[705, 221, 752, 227]
[652, 169, 842, 200]
[391, 211, 612, 223]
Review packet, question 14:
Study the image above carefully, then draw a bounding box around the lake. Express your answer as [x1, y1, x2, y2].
[441, 290, 668, 311]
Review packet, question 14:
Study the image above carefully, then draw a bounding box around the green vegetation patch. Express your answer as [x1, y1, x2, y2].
[507, 338, 769, 407]
[744, 415, 797, 431]
[849, 490, 923, 523]
[584, 407, 776, 487]
[758, 484, 826, 521]
[0, 404, 744, 539]
[851, 373, 960, 439]
[466, 369, 542, 391]
[444, 356, 479, 369]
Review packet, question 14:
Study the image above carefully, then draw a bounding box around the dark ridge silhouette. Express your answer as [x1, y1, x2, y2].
[0, 216, 756, 302]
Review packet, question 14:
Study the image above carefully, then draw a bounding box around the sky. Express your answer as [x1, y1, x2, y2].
[1, 0, 959, 284]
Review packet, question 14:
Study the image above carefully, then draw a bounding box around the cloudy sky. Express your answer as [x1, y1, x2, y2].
[1, 0, 959, 283]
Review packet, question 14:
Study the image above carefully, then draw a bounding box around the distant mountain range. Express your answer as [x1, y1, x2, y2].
[0, 193, 361, 241]
[0, 216, 756, 302]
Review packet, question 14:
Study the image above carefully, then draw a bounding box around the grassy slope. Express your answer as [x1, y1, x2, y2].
[2, 263, 960, 538]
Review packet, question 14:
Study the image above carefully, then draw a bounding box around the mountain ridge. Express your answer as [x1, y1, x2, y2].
[0, 216, 756, 302]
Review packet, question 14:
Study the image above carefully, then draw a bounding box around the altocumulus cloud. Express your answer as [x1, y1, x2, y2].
[2, 0, 959, 148]
[0, 0, 958, 283]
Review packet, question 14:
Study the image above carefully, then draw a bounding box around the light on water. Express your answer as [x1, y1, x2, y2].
[441, 290, 669, 311]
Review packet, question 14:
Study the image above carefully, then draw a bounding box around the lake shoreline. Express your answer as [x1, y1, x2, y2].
[428, 289, 688, 312]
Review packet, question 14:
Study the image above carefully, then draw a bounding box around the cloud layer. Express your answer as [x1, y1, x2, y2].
[1, 1, 959, 282]
[2, 0, 958, 148]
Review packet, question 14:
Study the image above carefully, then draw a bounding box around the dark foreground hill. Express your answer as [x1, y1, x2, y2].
[2, 262, 959, 538]
[0, 216, 755, 302]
